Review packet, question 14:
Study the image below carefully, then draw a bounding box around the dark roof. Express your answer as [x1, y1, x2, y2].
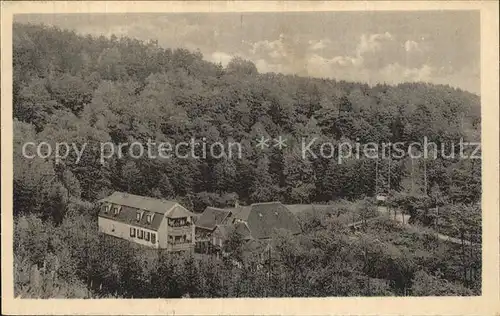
[196, 207, 232, 230]
[213, 222, 252, 241]
[232, 206, 251, 221]
[245, 202, 302, 239]
[98, 204, 164, 231]
[231, 222, 252, 240]
[98, 191, 177, 215]
[195, 202, 301, 240]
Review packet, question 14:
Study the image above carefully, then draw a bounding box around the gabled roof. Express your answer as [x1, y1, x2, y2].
[98, 191, 177, 215]
[196, 207, 232, 230]
[214, 222, 253, 240]
[245, 202, 301, 239]
[99, 205, 164, 231]
[98, 192, 195, 230]
[231, 206, 251, 221]
[195, 202, 301, 240]
[166, 205, 195, 218]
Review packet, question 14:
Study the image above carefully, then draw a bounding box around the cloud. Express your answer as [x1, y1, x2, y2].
[432, 63, 480, 94]
[215, 31, 446, 89]
[308, 39, 332, 51]
[319, 32, 397, 69]
[209, 51, 234, 66]
[379, 63, 434, 83]
[248, 33, 309, 75]
[255, 59, 288, 74]
[404, 40, 421, 52]
[357, 32, 394, 55]
[250, 35, 286, 59]
[300, 32, 436, 86]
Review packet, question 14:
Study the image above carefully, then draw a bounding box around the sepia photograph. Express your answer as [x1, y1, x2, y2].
[1, 1, 499, 315]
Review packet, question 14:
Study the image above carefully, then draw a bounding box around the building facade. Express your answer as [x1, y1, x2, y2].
[97, 191, 195, 252]
[194, 202, 301, 253]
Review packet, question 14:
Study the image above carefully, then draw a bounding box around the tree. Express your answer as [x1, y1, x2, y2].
[283, 147, 316, 203]
[250, 156, 278, 202]
[48, 73, 92, 113]
[226, 57, 258, 76]
[12, 23, 482, 298]
[15, 78, 59, 131]
[155, 173, 175, 199]
[224, 229, 245, 264]
[411, 270, 472, 296]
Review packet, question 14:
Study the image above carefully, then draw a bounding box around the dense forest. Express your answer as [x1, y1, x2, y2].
[13, 23, 481, 298]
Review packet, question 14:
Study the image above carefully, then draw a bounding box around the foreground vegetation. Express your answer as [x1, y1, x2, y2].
[14, 201, 480, 298]
[13, 23, 481, 297]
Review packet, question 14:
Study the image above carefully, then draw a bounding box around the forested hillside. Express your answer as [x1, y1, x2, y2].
[13, 23, 482, 297]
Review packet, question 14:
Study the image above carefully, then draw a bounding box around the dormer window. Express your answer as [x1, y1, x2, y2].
[102, 204, 110, 214]
[146, 214, 154, 224]
[112, 205, 121, 216]
[136, 211, 142, 221]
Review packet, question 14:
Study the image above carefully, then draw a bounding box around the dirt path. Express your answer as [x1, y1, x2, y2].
[376, 206, 479, 246]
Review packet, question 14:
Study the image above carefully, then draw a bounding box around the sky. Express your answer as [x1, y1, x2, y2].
[16, 11, 480, 94]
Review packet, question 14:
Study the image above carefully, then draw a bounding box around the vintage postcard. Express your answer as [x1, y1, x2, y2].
[1, 1, 499, 315]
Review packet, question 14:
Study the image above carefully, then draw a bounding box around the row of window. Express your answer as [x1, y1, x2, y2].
[130, 227, 156, 244]
[103, 204, 191, 228]
[136, 211, 154, 224]
[103, 204, 121, 216]
[168, 234, 191, 244]
[103, 204, 156, 225]
[168, 217, 190, 227]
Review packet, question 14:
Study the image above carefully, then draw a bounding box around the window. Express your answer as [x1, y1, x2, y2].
[145, 231, 150, 241]
[146, 214, 152, 224]
[136, 212, 142, 221]
[130, 227, 136, 237]
[102, 204, 110, 214]
[138, 230, 143, 239]
[113, 206, 121, 216]
[151, 233, 156, 244]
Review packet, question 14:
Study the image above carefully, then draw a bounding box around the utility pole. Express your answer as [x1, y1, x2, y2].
[423, 158, 428, 196]
[388, 157, 395, 220]
[267, 246, 271, 296]
[460, 229, 467, 286]
[388, 157, 391, 193]
[411, 157, 414, 193]
[469, 229, 474, 282]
